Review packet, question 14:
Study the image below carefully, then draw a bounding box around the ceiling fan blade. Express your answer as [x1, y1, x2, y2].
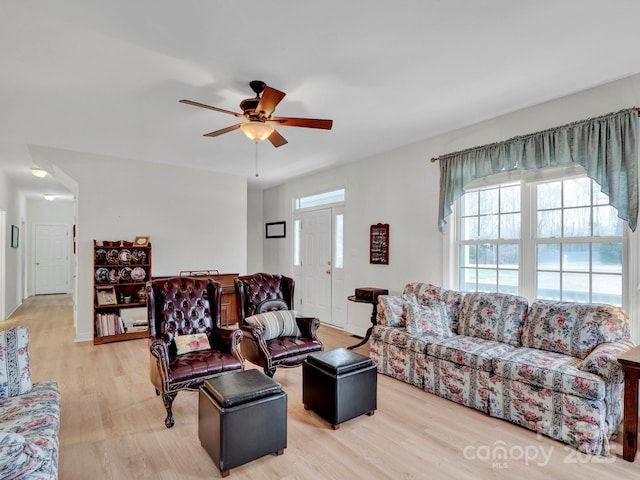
[269, 117, 333, 130]
[268, 128, 288, 148]
[203, 123, 243, 137]
[256, 86, 286, 118]
[179, 99, 243, 118]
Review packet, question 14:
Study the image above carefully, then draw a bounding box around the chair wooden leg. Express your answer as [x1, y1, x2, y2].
[162, 392, 178, 428]
[264, 367, 276, 378]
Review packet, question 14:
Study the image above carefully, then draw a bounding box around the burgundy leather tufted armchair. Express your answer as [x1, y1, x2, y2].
[235, 273, 323, 377]
[147, 277, 244, 428]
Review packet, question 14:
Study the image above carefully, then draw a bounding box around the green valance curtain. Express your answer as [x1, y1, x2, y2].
[437, 108, 639, 232]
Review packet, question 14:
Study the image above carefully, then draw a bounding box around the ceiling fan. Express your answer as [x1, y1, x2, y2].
[180, 80, 333, 148]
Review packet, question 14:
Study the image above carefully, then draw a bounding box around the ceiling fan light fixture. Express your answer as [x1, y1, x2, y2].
[240, 122, 274, 143]
[31, 168, 48, 178]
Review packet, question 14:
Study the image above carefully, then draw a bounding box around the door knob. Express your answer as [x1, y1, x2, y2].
[326, 269, 331, 275]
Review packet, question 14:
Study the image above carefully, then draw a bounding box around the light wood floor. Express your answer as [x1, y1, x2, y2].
[5, 294, 640, 479]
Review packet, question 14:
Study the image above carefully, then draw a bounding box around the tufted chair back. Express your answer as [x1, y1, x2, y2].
[148, 276, 220, 352]
[235, 273, 295, 323]
[146, 276, 244, 428]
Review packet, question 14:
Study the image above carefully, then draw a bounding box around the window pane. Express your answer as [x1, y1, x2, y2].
[592, 274, 622, 305]
[460, 245, 477, 268]
[564, 177, 591, 207]
[501, 185, 520, 213]
[537, 243, 560, 271]
[293, 220, 301, 266]
[462, 192, 478, 216]
[478, 244, 497, 267]
[564, 207, 591, 237]
[479, 189, 499, 215]
[537, 182, 561, 210]
[593, 183, 610, 205]
[592, 243, 622, 273]
[538, 210, 561, 238]
[562, 273, 590, 302]
[562, 243, 589, 272]
[460, 268, 477, 291]
[593, 205, 622, 236]
[537, 271, 560, 300]
[295, 188, 345, 209]
[335, 214, 344, 269]
[461, 217, 479, 241]
[477, 269, 497, 291]
[498, 244, 518, 268]
[479, 215, 498, 239]
[498, 270, 518, 294]
[500, 213, 520, 239]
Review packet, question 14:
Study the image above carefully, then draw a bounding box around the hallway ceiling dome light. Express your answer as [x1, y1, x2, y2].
[43, 194, 56, 201]
[31, 168, 48, 178]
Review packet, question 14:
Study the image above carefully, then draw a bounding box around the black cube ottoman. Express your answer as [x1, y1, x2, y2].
[199, 369, 287, 477]
[302, 348, 377, 429]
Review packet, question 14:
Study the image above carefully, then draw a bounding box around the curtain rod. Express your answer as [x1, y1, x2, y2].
[430, 107, 640, 163]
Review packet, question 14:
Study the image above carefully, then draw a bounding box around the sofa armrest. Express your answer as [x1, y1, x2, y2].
[209, 328, 243, 356]
[578, 340, 636, 383]
[295, 316, 321, 340]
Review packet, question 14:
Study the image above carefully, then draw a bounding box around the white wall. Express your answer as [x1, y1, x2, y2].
[246, 188, 263, 274]
[38, 147, 248, 342]
[26, 199, 75, 297]
[261, 73, 640, 338]
[0, 168, 27, 319]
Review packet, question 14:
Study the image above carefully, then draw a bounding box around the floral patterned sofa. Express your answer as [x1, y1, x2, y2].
[370, 282, 634, 455]
[0, 326, 60, 479]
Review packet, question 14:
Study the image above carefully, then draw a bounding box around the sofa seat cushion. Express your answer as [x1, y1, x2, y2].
[457, 292, 528, 347]
[521, 301, 630, 359]
[371, 325, 437, 354]
[492, 347, 605, 400]
[169, 351, 243, 384]
[427, 335, 516, 372]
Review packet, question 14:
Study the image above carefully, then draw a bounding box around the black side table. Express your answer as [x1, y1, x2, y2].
[346, 295, 378, 349]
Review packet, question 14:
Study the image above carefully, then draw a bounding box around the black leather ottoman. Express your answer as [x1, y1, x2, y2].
[303, 348, 377, 429]
[199, 369, 287, 477]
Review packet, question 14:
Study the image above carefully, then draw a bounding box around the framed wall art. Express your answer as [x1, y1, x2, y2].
[370, 223, 389, 265]
[266, 221, 286, 238]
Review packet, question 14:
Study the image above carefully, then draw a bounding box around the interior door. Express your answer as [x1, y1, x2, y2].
[35, 225, 69, 294]
[299, 209, 333, 324]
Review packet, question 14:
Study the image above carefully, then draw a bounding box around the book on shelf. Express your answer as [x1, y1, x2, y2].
[95, 313, 126, 337]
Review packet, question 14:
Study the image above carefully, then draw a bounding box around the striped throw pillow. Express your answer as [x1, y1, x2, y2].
[245, 310, 301, 341]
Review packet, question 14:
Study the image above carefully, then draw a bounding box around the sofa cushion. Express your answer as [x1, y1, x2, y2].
[0, 432, 47, 480]
[457, 292, 528, 347]
[521, 301, 630, 359]
[377, 295, 405, 327]
[405, 301, 453, 338]
[0, 326, 32, 399]
[370, 325, 433, 354]
[174, 333, 211, 355]
[427, 335, 516, 372]
[245, 310, 301, 341]
[403, 283, 464, 333]
[492, 347, 605, 400]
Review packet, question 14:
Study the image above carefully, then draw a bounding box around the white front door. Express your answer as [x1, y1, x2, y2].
[299, 209, 333, 324]
[35, 225, 69, 295]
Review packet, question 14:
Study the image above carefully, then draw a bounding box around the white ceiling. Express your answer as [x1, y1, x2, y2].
[3, 1, 640, 201]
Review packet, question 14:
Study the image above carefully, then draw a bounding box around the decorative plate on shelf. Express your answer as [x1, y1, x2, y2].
[131, 267, 146, 282]
[95, 249, 107, 265]
[131, 249, 147, 264]
[120, 267, 133, 283]
[108, 268, 120, 284]
[119, 249, 131, 264]
[107, 249, 120, 264]
[95, 268, 109, 284]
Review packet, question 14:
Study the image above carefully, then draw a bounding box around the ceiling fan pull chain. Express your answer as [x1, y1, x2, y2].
[255, 142, 259, 177]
